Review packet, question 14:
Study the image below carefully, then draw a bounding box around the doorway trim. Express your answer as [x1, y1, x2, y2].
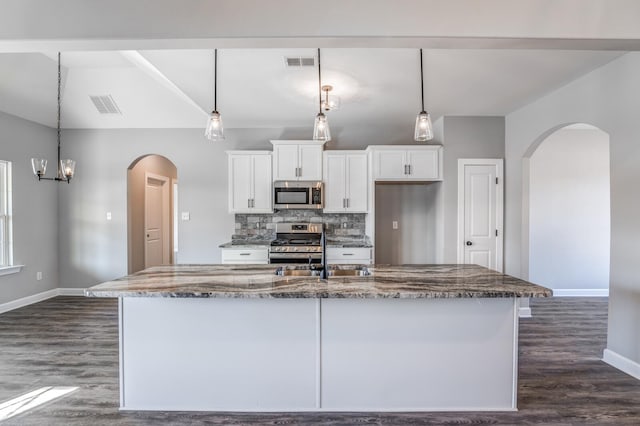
[457, 158, 504, 271]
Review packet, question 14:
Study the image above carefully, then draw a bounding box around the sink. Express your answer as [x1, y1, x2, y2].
[275, 268, 321, 277]
[274, 265, 371, 277]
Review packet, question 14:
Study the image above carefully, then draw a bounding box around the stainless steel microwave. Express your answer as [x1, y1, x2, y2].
[273, 181, 324, 209]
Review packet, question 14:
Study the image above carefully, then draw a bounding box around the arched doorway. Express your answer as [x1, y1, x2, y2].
[523, 123, 610, 295]
[127, 155, 178, 274]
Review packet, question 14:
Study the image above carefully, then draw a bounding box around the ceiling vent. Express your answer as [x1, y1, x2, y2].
[89, 95, 122, 114]
[284, 56, 315, 67]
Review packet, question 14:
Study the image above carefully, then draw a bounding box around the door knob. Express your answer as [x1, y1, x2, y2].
[466, 241, 473, 246]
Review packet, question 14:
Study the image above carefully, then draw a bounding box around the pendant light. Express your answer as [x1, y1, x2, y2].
[313, 48, 331, 141]
[204, 49, 224, 141]
[414, 48, 434, 142]
[31, 52, 76, 183]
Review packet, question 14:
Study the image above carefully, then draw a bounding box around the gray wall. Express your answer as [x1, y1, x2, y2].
[0, 111, 58, 304]
[375, 183, 441, 264]
[504, 52, 640, 368]
[440, 116, 505, 263]
[529, 128, 610, 291]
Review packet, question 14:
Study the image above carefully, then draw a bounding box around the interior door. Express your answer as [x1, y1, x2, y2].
[459, 161, 503, 271]
[145, 174, 170, 268]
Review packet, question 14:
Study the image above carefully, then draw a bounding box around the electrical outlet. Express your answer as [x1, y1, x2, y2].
[106, 212, 112, 221]
[181, 212, 190, 221]
[392, 221, 399, 230]
[36, 272, 43, 281]
[342, 222, 348, 229]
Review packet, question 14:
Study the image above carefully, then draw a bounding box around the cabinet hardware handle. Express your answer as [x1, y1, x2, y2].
[343, 253, 354, 256]
[408, 164, 412, 175]
[346, 198, 350, 208]
[343, 198, 346, 208]
[298, 167, 302, 177]
[466, 241, 473, 246]
[240, 253, 251, 256]
[248, 199, 251, 208]
[404, 164, 408, 175]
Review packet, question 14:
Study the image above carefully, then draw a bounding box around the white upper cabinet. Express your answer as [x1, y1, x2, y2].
[323, 151, 368, 213]
[271, 140, 325, 181]
[369, 145, 443, 181]
[227, 151, 273, 213]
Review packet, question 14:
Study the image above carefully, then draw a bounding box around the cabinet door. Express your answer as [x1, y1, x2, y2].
[323, 154, 347, 212]
[407, 149, 440, 180]
[373, 150, 406, 180]
[345, 154, 368, 212]
[273, 145, 299, 181]
[251, 155, 273, 213]
[299, 145, 323, 181]
[228, 155, 253, 213]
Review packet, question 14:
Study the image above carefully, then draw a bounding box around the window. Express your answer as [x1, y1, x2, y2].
[0, 160, 12, 267]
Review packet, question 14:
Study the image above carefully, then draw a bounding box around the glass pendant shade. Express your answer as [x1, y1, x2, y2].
[60, 159, 76, 180]
[204, 111, 225, 141]
[414, 111, 434, 141]
[313, 112, 331, 141]
[31, 158, 47, 176]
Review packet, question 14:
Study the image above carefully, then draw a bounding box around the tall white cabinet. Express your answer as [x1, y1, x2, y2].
[323, 151, 368, 213]
[369, 145, 443, 181]
[270, 140, 325, 181]
[227, 151, 273, 213]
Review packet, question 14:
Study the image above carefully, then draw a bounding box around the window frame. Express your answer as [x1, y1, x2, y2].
[0, 160, 13, 269]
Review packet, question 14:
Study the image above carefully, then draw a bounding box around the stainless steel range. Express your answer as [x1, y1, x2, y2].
[269, 223, 323, 264]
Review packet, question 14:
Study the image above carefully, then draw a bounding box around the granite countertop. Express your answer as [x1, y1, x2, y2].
[219, 241, 272, 249]
[219, 236, 373, 249]
[85, 264, 552, 299]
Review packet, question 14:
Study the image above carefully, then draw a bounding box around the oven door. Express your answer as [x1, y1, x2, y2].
[274, 187, 311, 208]
[269, 253, 322, 264]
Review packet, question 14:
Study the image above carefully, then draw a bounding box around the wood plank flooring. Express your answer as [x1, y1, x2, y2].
[0, 296, 639, 425]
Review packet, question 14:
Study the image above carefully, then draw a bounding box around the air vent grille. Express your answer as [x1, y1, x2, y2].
[284, 56, 315, 67]
[89, 95, 121, 114]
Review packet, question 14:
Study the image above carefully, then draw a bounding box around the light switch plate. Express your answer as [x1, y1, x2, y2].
[36, 272, 43, 281]
[392, 221, 399, 230]
[181, 212, 190, 221]
[106, 212, 112, 221]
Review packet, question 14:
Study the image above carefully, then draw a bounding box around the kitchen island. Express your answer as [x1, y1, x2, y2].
[86, 264, 551, 412]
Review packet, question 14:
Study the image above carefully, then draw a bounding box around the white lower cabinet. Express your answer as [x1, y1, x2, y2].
[326, 247, 372, 265]
[221, 248, 269, 264]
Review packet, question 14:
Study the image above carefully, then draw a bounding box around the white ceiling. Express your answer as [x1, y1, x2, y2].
[0, 48, 624, 130]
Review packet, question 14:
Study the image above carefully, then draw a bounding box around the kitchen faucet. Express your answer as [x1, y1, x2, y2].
[320, 224, 328, 279]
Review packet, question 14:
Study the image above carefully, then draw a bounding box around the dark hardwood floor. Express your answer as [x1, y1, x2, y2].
[1, 296, 639, 425]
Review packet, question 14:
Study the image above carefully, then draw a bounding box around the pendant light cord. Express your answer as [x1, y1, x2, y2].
[57, 52, 62, 168]
[214, 49, 218, 112]
[420, 48, 425, 113]
[317, 48, 322, 114]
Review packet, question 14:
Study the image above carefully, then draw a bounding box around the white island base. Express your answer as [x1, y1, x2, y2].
[119, 297, 518, 412]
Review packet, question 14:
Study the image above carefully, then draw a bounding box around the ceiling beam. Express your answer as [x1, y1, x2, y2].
[1, 1, 640, 52]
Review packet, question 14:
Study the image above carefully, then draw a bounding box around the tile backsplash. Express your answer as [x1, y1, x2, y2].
[233, 210, 366, 241]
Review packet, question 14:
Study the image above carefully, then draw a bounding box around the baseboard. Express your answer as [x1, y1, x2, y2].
[0, 287, 87, 314]
[518, 307, 532, 318]
[603, 348, 640, 380]
[552, 288, 609, 297]
[58, 288, 86, 296]
[0, 288, 59, 314]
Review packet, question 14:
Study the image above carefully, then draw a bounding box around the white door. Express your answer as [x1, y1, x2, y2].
[145, 174, 170, 268]
[373, 150, 406, 179]
[298, 145, 323, 180]
[251, 154, 273, 212]
[229, 155, 252, 212]
[407, 149, 439, 180]
[458, 160, 503, 271]
[345, 154, 368, 212]
[323, 154, 347, 212]
[273, 145, 299, 180]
